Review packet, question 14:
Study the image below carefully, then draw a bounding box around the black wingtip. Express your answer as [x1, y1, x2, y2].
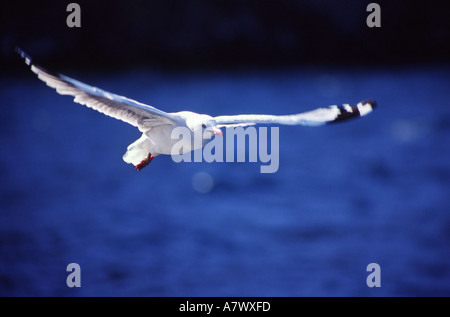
[15, 47, 32, 66]
[362, 99, 377, 109]
[327, 99, 377, 125]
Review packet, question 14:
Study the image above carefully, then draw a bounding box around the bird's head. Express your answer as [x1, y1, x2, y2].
[186, 113, 223, 137]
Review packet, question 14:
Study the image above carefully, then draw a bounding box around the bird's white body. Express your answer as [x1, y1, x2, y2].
[123, 111, 215, 165]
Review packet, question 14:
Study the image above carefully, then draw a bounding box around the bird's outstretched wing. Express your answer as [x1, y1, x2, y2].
[16, 48, 177, 131]
[214, 101, 376, 128]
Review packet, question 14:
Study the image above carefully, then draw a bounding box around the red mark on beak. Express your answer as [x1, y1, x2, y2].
[212, 128, 223, 136]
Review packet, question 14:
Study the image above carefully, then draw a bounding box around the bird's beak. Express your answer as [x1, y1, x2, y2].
[211, 127, 223, 136]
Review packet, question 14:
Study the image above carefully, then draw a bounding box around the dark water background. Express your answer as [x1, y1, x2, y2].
[1, 65, 449, 296]
[2, 0, 450, 297]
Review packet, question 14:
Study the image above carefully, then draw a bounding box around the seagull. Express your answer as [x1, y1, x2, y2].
[16, 48, 376, 171]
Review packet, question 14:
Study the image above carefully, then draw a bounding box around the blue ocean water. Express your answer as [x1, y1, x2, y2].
[1, 66, 449, 296]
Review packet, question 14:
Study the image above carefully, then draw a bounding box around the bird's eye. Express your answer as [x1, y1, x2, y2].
[202, 124, 206, 129]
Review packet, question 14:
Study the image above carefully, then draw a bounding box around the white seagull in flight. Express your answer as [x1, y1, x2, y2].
[17, 48, 376, 171]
